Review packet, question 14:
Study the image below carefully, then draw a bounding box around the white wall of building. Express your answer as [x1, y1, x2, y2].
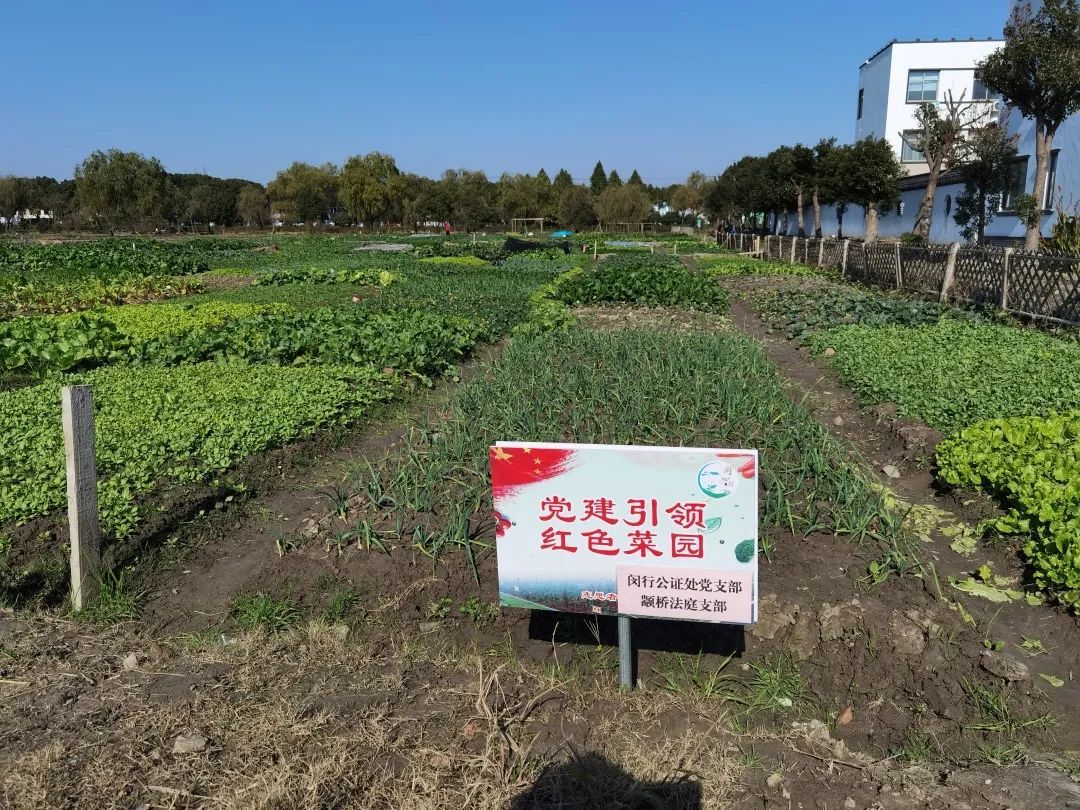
[772, 180, 967, 242]
[856, 39, 1004, 175]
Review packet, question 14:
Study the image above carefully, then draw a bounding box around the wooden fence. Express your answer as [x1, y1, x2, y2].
[716, 233, 1080, 326]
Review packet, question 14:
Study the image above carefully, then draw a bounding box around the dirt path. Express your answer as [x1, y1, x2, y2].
[725, 286, 1080, 733]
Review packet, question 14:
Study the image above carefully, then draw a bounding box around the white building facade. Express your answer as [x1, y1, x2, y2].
[776, 21, 1077, 244]
[856, 39, 1004, 176]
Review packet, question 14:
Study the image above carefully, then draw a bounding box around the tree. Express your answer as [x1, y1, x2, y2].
[589, 161, 607, 195]
[900, 92, 986, 239]
[237, 184, 271, 228]
[762, 147, 797, 234]
[560, 185, 597, 229]
[836, 138, 904, 242]
[607, 169, 622, 188]
[596, 184, 651, 227]
[267, 162, 337, 224]
[952, 121, 1019, 242]
[977, 0, 1080, 249]
[789, 144, 816, 236]
[339, 151, 403, 227]
[671, 171, 707, 225]
[444, 169, 495, 231]
[74, 149, 167, 232]
[627, 169, 644, 187]
[0, 176, 27, 220]
[811, 138, 839, 237]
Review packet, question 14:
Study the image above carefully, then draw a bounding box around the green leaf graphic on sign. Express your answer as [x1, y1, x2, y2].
[735, 539, 755, 563]
[703, 517, 723, 534]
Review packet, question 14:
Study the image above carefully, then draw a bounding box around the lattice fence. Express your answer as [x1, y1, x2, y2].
[863, 243, 898, 288]
[952, 248, 1003, 306]
[1006, 252, 1080, 324]
[767, 237, 783, 261]
[821, 239, 844, 271]
[846, 242, 868, 281]
[899, 245, 950, 295]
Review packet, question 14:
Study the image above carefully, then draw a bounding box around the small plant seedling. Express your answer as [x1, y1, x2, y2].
[1019, 637, 1046, 656]
[275, 531, 306, 557]
[355, 520, 389, 554]
[230, 592, 302, 633]
[325, 530, 353, 556]
[322, 588, 362, 624]
[317, 483, 353, 521]
[983, 638, 1005, 652]
[891, 731, 940, 764]
[75, 568, 144, 627]
[424, 597, 452, 620]
[458, 596, 500, 626]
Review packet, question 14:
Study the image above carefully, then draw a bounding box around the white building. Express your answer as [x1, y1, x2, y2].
[856, 38, 1004, 176]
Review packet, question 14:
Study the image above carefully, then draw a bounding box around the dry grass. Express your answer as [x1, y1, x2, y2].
[0, 619, 746, 809]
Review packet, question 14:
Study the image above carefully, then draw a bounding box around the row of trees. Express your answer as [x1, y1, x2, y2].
[707, 137, 905, 241]
[0, 151, 266, 232]
[2, 150, 712, 233]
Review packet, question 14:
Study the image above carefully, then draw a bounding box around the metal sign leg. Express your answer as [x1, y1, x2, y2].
[618, 615, 634, 690]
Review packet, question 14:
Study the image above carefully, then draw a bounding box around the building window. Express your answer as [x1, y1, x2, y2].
[972, 77, 1000, 101]
[857, 88, 864, 120]
[945, 194, 952, 216]
[1001, 156, 1029, 212]
[907, 69, 939, 103]
[1044, 150, 1060, 209]
[901, 131, 926, 163]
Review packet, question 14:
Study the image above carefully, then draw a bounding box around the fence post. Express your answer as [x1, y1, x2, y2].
[62, 385, 101, 610]
[895, 242, 902, 290]
[818, 239, 825, 267]
[790, 237, 798, 264]
[940, 242, 960, 302]
[1001, 247, 1014, 310]
[841, 240, 850, 277]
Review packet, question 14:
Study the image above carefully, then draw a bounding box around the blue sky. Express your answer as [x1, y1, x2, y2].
[2, 0, 1003, 185]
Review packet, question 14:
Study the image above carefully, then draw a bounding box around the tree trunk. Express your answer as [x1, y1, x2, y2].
[1027, 123, 1054, 251]
[977, 189, 987, 244]
[913, 160, 942, 240]
[865, 204, 879, 242]
[796, 188, 806, 237]
[812, 188, 822, 238]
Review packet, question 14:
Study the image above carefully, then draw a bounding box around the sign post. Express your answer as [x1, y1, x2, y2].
[490, 442, 759, 689]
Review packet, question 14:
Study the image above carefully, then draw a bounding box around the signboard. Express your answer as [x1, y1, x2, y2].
[490, 442, 758, 624]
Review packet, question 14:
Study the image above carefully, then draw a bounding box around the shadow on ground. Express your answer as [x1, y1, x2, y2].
[528, 610, 745, 656]
[513, 751, 703, 810]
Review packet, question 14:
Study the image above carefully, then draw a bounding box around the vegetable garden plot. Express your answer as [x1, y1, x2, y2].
[350, 326, 900, 584]
[0, 363, 403, 601]
[808, 320, 1080, 433]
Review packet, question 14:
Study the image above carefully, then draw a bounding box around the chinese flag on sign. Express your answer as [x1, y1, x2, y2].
[490, 445, 576, 499]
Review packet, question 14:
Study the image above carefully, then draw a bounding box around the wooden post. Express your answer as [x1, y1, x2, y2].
[790, 237, 798, 264]
[674, 241, 678, 257]
[940, 242, 960, 302]
[593, 241, 598, 260]
[1001, 247, 1014, 310]
[818, 239, 825, 267]
[62, 385, 101, 610]
[895, 242, 902, 289]
[841, 239, 850, 277]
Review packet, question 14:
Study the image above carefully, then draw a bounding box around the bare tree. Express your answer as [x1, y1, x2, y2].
[900, 91, 989, 240]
